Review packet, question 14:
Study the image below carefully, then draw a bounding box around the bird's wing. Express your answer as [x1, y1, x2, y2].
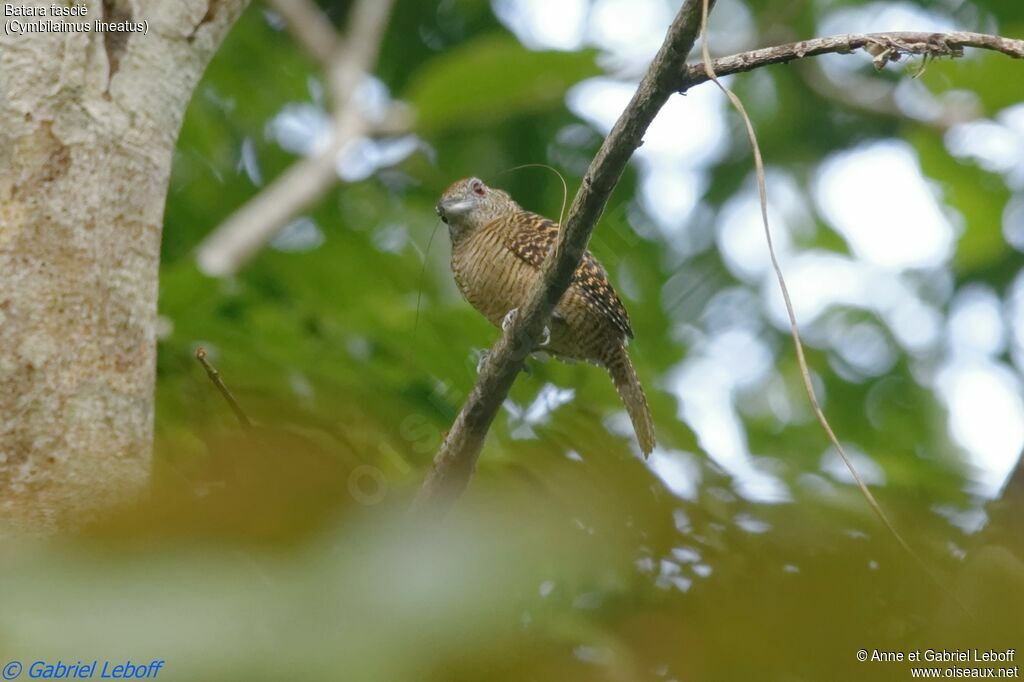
[503, 212, 634, 339]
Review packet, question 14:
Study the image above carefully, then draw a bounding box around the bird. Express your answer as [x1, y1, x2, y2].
[435, 176, 656, 456]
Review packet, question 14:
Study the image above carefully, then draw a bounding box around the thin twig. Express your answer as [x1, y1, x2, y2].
[696, 2, 972, 616]
[196, 0, 396, 277]
[679, 31, 1024, 92]
[413, 0, 715, 513]
[195, 347, 253, 430]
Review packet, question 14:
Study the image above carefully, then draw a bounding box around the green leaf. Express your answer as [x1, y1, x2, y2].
[403, 34, 601, 134]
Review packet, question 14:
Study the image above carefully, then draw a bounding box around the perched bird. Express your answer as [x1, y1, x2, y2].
[435, 177, 656, 455]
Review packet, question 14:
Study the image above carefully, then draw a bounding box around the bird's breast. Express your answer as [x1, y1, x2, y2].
[449, 222, 623, 365]
[450, 227, 536, 328]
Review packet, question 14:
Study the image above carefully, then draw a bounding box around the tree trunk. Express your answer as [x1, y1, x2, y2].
[0, 0, 248, 530]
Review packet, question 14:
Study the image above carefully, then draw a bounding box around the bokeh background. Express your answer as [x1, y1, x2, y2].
[3, 0, 1023, 680]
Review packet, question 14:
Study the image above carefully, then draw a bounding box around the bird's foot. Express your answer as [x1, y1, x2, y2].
[503, 309, 550, 347]
[501, 308, 519, 331]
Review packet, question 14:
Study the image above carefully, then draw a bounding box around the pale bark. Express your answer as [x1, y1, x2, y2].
[0, 0, 248, 530]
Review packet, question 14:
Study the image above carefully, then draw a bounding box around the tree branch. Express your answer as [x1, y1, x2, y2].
[413, 0, 714, 513]
[196, 0, 396, 277]
[678, 31, 1024, 92]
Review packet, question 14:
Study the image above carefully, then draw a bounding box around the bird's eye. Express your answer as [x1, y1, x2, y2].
[471, 180, 485, 197]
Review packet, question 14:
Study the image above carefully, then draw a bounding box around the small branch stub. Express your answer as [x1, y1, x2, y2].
[195, 347, 252, 430]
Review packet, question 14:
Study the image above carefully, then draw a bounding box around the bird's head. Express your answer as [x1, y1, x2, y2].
[435, 177, 516, 237]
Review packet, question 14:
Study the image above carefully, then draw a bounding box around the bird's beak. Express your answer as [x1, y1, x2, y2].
[436, 197, 473, 224]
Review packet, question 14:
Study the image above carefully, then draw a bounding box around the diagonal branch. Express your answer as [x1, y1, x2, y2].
[678, 31, 1024, 92]
[196, 0, 396, 277]
[413, 0, 715, 512]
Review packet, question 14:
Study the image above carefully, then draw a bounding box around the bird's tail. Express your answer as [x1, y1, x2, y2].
[605, 344, 656, 457]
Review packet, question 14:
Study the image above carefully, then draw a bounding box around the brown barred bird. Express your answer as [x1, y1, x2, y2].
[435, 177, 656, 455]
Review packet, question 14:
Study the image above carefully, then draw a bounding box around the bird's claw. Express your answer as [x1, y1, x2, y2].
[501, 308, 519, 331]
[503, 309, 550, 347]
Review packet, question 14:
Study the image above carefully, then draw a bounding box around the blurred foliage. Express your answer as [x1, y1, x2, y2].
[404, 35, 602, 133]
[4, 0, 1024, 679]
